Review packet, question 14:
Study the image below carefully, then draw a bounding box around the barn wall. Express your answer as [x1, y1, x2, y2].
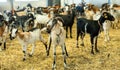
[13, 0, 47, 9]
[88, 0, 108, 7]
[63, 0, 120, 7]
[111, 0, 120, 4]
[0, 0, 120, 13]
[0, 1, 11, 13]
[0, 0, 47, 13]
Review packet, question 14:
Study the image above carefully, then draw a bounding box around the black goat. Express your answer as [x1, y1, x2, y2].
[8, 12, 35, 32]
[55, 8, 76, 38]
[76, 12, 115, 54]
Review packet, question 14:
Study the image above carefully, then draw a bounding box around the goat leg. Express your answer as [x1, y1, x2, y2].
[76, 30, 79, 48]
[64, 43, 68, 56]
[95, 36, 99, 53]
[40, 35, 47, 55]
[3, 42, 6, 50]
[70, 27, 72, 38]
[47, 36, 52, 56]
[52, 45, 56, 69]
[80, 33, 85, 46]
[29, 44, 36, 57]
[22, 45, 27, 61]
[61, 44, 67, 68]
[90, 36, 94, 54]
[66, 27, 68, 38]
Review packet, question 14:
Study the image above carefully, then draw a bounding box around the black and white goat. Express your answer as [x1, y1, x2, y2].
[8, 12, 35, 32]
[76, 12, 115, 54]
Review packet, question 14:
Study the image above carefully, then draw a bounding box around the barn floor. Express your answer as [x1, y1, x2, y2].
[0, 20, 120, 70]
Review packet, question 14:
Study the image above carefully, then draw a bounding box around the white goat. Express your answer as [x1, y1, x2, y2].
[10, 26, 47, 61]
[41, 17, 68, 69]
[110, 4, 120, 29]
[33, 9, 54, 28]
[103, 20, 112, 42]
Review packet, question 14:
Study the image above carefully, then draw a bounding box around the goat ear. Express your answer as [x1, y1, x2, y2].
[57, 20, 63, 26]
[103, 12, 108, 18]
[48, 13, 51, 18]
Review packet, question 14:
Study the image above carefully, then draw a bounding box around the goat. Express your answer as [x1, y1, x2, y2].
[76, 12, 115, 54]
[41, 17, 68, 69]
[0, 13, 9, 51]
[33, 9, 54, 29]
[110, 4, 120, 29]
[93, 12, 112, 42]
[101, 3, 110, 12]
[84, 4, 100, 20]
[10, 12, 35, 31]
[9, 24, 47, 61]
[55, 8, 76, 38]
[76, 3, 85, 16]
[103, 20, 112, 42]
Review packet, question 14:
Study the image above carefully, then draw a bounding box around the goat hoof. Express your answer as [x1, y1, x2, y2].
[46, 50, 49, 56]
[52, 64, 56, 70]
[70, 36, 72, 38]
[76, 45, 79, 48]
[80, 44, 84, 46]
[91, 51, 94, 54]
[96, 50, 99, 53]
[0, 43, 2, 46]
[52, 67, 56, 70]
[23, 58, 26, 61]
[28, 54, 32, 57]
[64, 63, 67, 68]
[66, 36, 68, 38]
[2, 48, 6, 50]
[47, 52, 49, 56]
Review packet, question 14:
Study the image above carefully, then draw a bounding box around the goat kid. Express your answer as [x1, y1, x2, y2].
[10, 25, 47, 61]
[42, 17, 68, 69]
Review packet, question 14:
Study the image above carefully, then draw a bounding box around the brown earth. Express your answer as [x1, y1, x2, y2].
[0, 21, 120, 70]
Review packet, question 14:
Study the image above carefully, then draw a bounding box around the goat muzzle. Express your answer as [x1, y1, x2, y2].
[9, 34, 15, 40]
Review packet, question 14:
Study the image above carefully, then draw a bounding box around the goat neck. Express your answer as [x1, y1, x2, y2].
[98, 16, 106, 25]
[17, 30, 26, 40]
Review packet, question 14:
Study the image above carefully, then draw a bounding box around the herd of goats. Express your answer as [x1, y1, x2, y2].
[0, 2, 120, 69]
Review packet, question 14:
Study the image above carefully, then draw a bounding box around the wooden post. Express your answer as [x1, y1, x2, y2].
[10, 0, 14, 15]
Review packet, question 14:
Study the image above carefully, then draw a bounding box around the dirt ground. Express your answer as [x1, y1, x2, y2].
[0, 21, 120, 70]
